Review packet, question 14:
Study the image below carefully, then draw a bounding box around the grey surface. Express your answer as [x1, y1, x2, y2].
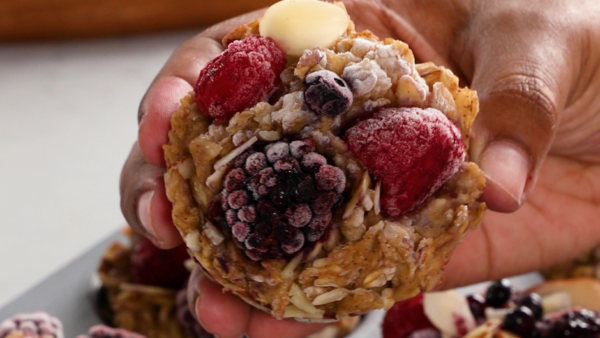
[0, 232, 123, 338]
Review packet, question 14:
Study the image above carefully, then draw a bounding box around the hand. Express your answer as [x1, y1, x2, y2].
[120, 0, 600, 336]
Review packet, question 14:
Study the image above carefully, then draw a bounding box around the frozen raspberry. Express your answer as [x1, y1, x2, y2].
[194, 35, 287, 122]
[382, 294, 439, 338]
[210, 140, 345, 261]
[79, 325, 145, 338]
[346, 108, 465, 217]
[0, 312, 63, 338]
[130, 237, 190, 289]
[304, 70, 353, 117]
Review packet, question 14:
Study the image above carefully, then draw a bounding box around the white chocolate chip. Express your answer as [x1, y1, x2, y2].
[260, 0, 350, 56]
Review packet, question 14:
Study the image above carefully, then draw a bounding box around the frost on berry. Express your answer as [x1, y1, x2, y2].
[210, 140, 345, 261]
[193, 35, 287, 122]
[304, 70, 353, 117]
[346, 107, 465, 217]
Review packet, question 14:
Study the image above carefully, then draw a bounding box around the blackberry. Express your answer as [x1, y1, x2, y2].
[550, 310, 600, 338]
[81, 325, 146, 338]
[503, 306, 536, 337]
[213, 140, 346, 261]
[0, 312, 64, 338]
[515, 293, 544, 320]
[485, 279, 512, 309]
[304, 70, 353, 117]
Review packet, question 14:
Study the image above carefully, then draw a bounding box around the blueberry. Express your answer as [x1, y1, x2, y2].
[515, 293, 544, 320]
[551, 310, 600, 338]
[466, 294, 486, 321]
[485, 279, 512, 308]
[503, 306, 536, 337]
[304, 70, 353, 117]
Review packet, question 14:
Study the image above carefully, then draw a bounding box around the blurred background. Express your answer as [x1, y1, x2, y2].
[0, 0, 276, 308]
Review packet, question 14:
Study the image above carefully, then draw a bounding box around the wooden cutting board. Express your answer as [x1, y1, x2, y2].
[0, 0, 277, 42]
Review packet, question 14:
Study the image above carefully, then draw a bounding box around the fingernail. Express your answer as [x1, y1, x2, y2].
[480, 140, 529, 212]
[138, 191, 158, 239]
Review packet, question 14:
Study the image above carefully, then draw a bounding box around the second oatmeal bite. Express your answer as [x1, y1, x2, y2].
[163, 0, 486, 321]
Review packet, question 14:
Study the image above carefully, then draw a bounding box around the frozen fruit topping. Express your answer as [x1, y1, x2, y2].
[515, 293, 544, 321]
[214, 139, 346, 261]
[346, 107, 465, 217]
[194, 35, 287, 122]
[130, 237, 190, 289]
[0, 312, 64, 338]
[79, 325, 146, 338]
[304, 70, 353, 117]
[485, 279, 512, 309]
[502, 306, 537, 337]
[549, 310, 600, 338]
[383, 294, 439, 338]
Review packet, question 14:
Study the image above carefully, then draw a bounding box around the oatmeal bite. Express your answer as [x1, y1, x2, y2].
[163, 0, 486, 321]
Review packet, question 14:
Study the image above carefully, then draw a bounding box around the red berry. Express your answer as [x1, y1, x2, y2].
[194, 35, 287, 122]
[130, 237, 190, 289]
[382, 294, 439, 338]
[346, 108, 465, 217]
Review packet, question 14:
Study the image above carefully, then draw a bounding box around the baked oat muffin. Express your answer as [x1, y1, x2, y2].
[164, 0, 486, 321]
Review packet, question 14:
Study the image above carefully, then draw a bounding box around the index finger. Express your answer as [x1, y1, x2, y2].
[138, 10, 266, 167]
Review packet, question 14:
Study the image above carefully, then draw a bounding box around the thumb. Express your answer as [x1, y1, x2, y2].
[468, 26, 570, 212]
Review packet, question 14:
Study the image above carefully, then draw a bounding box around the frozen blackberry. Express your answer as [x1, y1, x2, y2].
[485, 279, 512, 308]
[0, 312, 64, 338]
[213, 140, 346, 261]
[550, 310, 600, 338]
[304, 70, 353, 117]
[502, 306, 536, 337]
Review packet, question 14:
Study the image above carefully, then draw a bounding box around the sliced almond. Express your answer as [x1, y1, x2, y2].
[213, 136, 257, 171]
[312, 288, 350, 306]
[203, 221, 224, 246]
[424, 291, 476, 337]
[289, 284, 324, 315]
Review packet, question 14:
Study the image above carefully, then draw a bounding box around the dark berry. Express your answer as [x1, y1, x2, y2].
[232, 222, 251, 242]
[290, 140, 315, 158]
[285, 204, 312, 227]
[515, 293, 544, 320]
[551, 310, 600, 338]
[238, 205, 256, 223]
[271, 185, 293, 208]
[466, 294, 487, 321]
[346, 107, 465, 217]
[315, 165, 340, 191]
[224, 168, 247, 192]
[225, 209, 239, 226]
[503, 306, 536, 337]
[228, 190, 249, 210]
[258, 168, 278, 187]
[301, 152, 327, 172]
[280, 227, 306, 254]
[295, 175, 317, 202]
[382, 294, 438, 338]
[304, 69, 353, 117]
[131, 238, 190, 289]
[86, 325, 146, 338]
[266, 142, 290, 163]
[312, 191, 336, 215]
[485, 279, 512, 308]
[245, 152, 268, 175]
[194, 35, 286, 122]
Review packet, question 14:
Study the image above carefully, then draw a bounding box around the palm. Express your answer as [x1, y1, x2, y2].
[344, 0, 600, 287]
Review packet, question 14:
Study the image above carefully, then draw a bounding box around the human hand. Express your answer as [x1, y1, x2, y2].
[120, 0, 600, 336]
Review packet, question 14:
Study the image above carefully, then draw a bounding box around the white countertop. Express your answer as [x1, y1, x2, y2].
[0, 30, 196, 308]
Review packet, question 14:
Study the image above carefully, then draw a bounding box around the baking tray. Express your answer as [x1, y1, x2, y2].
[0, 231, 545, 338]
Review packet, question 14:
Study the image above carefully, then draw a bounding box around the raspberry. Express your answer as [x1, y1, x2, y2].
[211, 140, 345, 261]
[0, 312, 63, 338]
[382, 294, 438, 338]
[194, 35, 287, 122]
[130, 237, 190, 289]
[81, 325, 145, 338]
[304, 70, 353, 117]
[346, 108, 465, 217]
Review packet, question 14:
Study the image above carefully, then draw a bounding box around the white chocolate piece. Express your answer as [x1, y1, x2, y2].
[259, 0, 350, 56]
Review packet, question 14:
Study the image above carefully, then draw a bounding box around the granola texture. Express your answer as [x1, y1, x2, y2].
[164, 8, 486, 321]
[542, 246, 600, 281]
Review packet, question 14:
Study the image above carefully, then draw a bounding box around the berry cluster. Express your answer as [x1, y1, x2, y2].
[130, 237, 190, 289]
[194, 35, 287, 122]
[213, 140, 346, 261]
[0, 312, 63, 338]
[79, 325, 145, 338]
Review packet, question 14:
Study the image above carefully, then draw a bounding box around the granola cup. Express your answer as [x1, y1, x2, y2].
[164, 1, 486, 321]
